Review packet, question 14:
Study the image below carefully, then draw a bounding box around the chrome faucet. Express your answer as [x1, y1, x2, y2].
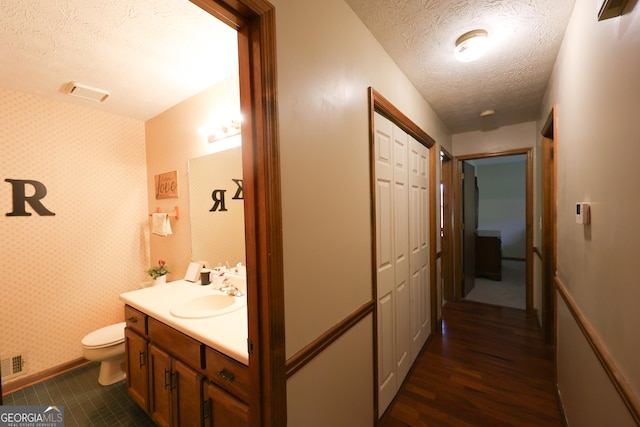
[221, 279, 244, 296]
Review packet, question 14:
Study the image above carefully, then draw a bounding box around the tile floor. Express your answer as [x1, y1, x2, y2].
[3, 362, 155, 426]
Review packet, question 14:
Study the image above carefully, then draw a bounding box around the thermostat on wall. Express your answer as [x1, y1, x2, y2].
[576, 202, 590, 225]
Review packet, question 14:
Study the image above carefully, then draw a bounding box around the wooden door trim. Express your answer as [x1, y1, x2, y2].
[440, 148, 455, 309]
[541, 106, 558, 346]
[453, 148, 534, 312]
[189, 1, 285, 425]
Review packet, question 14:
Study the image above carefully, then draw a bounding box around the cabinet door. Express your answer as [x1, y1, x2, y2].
[203, 380, 249, 427]
[125, 328, 148, 411]
[148, 344, 172, 427]
[173, 359, 202, 427]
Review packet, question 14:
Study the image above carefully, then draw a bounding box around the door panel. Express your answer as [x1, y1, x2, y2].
[462, 161, 477, 297]
[374, 113, 397, 413]
[393, 123, 411, 385]
[148, 344, 172, 427]
[125, 328, 148, 411]
[173, 359, 202, 427]
[203, 380, 249, 427]
[409, 137, 430, 359]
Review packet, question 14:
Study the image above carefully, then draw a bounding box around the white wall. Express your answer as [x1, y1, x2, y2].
[475, 160, 527, 259]
[539, 0, 640, 424]
[271, 0, 451, 424]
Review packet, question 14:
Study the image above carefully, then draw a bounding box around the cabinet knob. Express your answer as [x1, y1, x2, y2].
[218, 368, 235, 383]
[127, 316, 137, 323]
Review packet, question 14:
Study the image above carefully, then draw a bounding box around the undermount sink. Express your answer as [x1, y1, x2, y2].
[170, 294, 245, 319]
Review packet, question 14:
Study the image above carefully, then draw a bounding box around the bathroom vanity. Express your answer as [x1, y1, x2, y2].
[120, 280, 248, 426]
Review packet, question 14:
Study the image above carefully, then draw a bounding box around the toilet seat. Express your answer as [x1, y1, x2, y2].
[82, 322, 126, 349]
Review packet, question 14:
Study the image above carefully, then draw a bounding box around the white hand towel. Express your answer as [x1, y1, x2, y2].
[151, 213, 173, 236]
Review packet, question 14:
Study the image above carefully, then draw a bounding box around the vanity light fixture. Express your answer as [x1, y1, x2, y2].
[207, 118, 241, 143]
[199, 115, 242, 153]
[454, 29, 489, 62]
[199, 117, 241, 143]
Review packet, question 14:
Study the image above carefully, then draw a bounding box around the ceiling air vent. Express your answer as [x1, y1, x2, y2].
[67, 82, 110, 103]
[598, 0, 630, 21]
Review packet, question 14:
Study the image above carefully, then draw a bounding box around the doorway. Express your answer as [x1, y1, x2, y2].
[190, 1, 285, 425]
[454, 149, 534, 312]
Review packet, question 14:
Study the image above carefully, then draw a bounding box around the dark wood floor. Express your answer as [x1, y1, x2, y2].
[380, 301, 564, 427]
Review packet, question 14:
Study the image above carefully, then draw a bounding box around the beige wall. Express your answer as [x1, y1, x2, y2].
[539, 0, 640, 424]
[0, 88, 147, 382]
[145, 75, 240, 281]
[452, 121, 537, 157]
[271, 0, 450, 424]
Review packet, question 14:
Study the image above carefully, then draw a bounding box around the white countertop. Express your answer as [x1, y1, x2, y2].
[120, 280, 248, 365]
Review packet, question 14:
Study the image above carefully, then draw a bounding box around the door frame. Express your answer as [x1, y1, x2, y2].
[453, 148, 534, 312]
[439, 148, 455, 319]
[541, 107, 558, 345]
[189, 1, 285, 425]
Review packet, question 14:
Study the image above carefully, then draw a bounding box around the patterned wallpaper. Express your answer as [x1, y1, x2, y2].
[0, 88, 148, 383]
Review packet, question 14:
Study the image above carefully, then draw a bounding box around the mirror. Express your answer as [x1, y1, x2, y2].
[188, 142, 246, 268]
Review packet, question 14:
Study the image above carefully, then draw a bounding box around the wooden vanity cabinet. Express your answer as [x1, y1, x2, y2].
[123, 304, 249, 427]
[203, 380, 249, 427]
[125, 306, 149, 411]
[125, 328, 149, 410]
[203, 347, 249, 426]
[148, 344, 202, 427]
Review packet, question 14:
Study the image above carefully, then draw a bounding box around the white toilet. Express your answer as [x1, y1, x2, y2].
[81, 322, 127, 386]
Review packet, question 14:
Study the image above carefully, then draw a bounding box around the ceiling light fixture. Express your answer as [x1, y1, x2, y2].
[454, 29, 489, 62]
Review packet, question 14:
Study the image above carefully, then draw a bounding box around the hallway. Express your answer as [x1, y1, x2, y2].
[380, 301, 563, 426]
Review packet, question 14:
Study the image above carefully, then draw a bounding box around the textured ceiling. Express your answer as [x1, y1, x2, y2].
[345, 0, 576, 133]
[0, 1, 575, 131]
[0, 0, 237, 121]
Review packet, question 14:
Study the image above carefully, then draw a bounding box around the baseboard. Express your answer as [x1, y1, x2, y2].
[2, 358, 90, 396]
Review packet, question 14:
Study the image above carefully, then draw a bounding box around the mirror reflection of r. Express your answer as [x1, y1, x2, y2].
[5, 178, 56, 216]
[209, 179, 243, 212]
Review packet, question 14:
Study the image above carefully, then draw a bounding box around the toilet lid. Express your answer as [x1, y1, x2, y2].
[82, 322, 126, 348]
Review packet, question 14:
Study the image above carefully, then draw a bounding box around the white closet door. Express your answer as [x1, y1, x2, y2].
[374, 113, 397, 414]
[409, 136, 430, 360]
[392, 123, 411, 385]
[375, 113, 430, 417]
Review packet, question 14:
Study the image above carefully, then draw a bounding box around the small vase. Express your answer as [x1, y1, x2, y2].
[153, 275, 167, 286]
